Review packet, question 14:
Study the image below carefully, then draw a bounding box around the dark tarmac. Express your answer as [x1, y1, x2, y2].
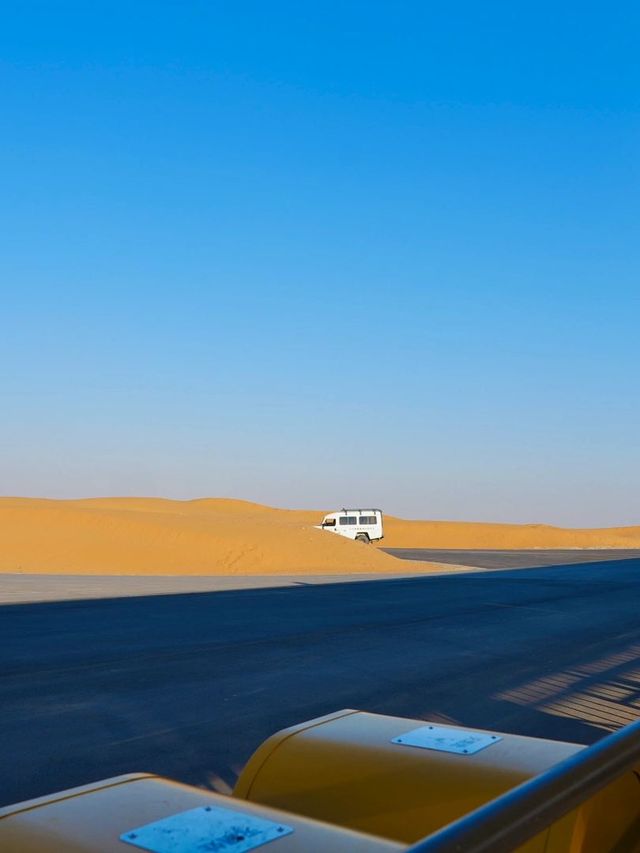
[2, 555, 640, 807]
[384, 547, 640, 568]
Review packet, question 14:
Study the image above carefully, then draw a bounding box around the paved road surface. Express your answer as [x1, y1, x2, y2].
[0, 571, 444, 605]
[2, 558, 640, 807]
[3, 550, 638, 605]
[384, 548, 640, 568]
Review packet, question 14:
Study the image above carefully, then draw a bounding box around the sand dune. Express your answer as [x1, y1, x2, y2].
[0, 497, 416, 575]
[0, 497, 637, 576]
[381, 517, 640, 549]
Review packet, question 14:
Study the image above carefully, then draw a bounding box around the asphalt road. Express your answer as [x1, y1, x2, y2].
[0, 571, 439, 605]
[3, 550, 638, 606]
[2, 557, 640, 808]
[384, 548, 640, 568]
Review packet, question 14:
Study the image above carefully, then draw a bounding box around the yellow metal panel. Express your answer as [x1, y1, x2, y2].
[0, 773, 404, 852]
[546, 769, 640, 853]
[235, 710, 640, 851]
[234, 709, 582, 847]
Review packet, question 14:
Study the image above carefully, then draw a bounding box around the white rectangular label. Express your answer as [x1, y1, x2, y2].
[121, 805, 293, 853]
[392, 725, 501, 755]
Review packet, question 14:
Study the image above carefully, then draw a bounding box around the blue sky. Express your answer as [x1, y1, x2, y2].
[1, 1, 639, 525]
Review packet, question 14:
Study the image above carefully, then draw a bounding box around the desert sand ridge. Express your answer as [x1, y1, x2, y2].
[0, 497, 638, 576]
[0, 497, 404, 575]
[381, 517, 640, 549]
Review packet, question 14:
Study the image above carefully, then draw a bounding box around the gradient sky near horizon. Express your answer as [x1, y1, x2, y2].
[1, 1, 639, 525]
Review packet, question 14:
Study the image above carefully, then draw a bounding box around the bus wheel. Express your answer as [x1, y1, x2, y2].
[355, 534, 370, 544]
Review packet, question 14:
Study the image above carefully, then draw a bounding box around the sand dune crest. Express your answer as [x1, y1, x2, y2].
[0, 497, 637, 576]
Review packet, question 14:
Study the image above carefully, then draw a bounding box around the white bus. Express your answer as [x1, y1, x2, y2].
[317, 509, 384, 543]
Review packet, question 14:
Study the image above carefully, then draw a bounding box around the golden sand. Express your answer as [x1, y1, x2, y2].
[0, 497, 637, 576]
[381, 517, 640, 550]
[0, 497, 414, 575]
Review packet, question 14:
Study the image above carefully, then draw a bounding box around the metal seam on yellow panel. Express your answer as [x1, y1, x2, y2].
[0, 774, 156, 821]
[237, 710, 360, 800]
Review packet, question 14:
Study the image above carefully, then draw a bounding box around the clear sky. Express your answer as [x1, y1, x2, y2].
[1, 1, 639, 525]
